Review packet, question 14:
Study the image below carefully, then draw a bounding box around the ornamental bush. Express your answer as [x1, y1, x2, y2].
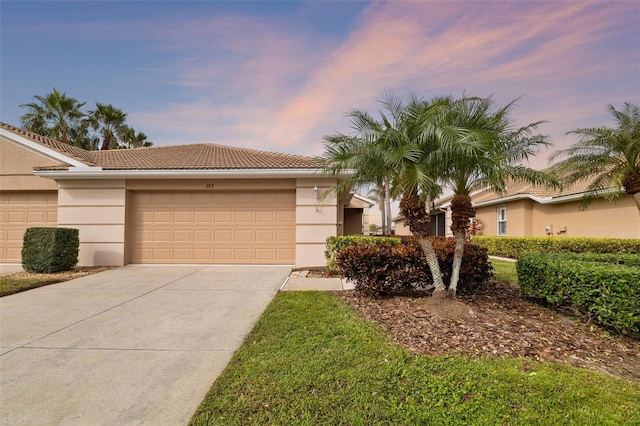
[473, 236, 640, 259]
[334, 236, 492, 297]
[325, 235, 401, 273]
[517, 253, 640, 335]
[22, 227, 79, 273]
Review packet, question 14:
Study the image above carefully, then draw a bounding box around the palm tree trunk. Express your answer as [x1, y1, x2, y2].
[448, 194, 473, 298]
[448, 231, 465, 297]
[378, 184, 387, 234]
[384, 180, 392, 234]
[418, 237, 446, 293]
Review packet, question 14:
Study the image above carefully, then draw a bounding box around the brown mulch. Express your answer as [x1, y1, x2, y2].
[333, 280, 640, 383]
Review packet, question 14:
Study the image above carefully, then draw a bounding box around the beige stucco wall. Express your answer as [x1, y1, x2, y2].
[475, 195, 639, 239]
[296, 178, 338, 267]
[0, 137, 59, 191]
[57, 180, 127, 266]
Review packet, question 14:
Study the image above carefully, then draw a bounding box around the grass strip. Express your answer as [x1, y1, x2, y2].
[490, 258, 518, 285]
[0, 277, 64, 297]
[190, 292, 639, 425]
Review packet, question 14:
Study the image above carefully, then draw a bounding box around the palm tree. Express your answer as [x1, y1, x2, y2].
[438, 97, 557, 296]
[20, 88, 86, 145]
[88, 103, 127, 150]
[322, 113, 394, 234]
[118, 126, 153, 149]
[323, 91, 456, 294]
[550, 102, 640, 213]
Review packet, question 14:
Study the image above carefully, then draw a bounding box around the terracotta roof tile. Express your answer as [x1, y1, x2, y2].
[0, 122, 96, 165]
[1, 122, 322, 170]
[90, 143, 321, 170]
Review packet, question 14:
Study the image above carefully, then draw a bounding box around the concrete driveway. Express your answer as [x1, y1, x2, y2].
[0, 265, 290, 425]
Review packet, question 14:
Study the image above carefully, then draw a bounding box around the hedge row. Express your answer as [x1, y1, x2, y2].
[517, 253, 640, 335]
[473, 236, 640, 259]
[22, 227, 79, 273]
[325, 235, 402, 273]
[334, 236, 492, 297]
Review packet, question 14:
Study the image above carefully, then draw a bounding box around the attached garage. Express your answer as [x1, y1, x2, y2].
[2, 122, 352, 267]
[0, 191, 58, 262]
[129, 190, 296, 264]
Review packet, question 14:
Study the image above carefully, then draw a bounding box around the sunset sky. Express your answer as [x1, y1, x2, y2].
[1, 1, 638, 170]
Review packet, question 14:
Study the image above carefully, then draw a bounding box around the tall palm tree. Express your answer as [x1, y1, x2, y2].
[20, 88, 86, 145]
[550, 102, 640, 213]
[322, 113, 394, 234]
[438, 97, 557, 296]
[88, 103, 127, 150]
[323, 91, 456, 294]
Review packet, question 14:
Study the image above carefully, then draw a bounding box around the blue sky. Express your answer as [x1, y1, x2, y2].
[1, 0, 639, 169]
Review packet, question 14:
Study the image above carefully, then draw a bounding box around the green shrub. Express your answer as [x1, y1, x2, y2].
[517, 253, 640, 335]
[22, 227, 79, 273]
[325, 235, 401, 273]
[335, 236, 492, 297]
[474, 236, 640, 259]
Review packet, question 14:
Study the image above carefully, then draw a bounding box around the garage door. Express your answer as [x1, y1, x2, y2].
[0, 191, 58, 262]
[130, 191, 296, 264]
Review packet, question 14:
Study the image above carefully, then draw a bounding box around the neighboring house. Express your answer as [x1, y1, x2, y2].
[343, 194, 376, 235]
[394, 208, 448, 237]
[431, 180, 639, 239]
[0, 122, 365, 267]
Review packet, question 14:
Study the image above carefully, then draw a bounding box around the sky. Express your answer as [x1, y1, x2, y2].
[1, 0, 639, 173]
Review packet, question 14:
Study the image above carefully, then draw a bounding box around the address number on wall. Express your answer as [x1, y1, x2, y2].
[205, 184, 215, 189]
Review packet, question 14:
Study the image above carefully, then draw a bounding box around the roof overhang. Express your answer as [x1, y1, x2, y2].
[33, 168, 340, 180]
[472, 191, 600, 207]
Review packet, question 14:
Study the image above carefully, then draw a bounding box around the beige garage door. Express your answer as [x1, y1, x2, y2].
[0, 191, 58, 262]
[130, 191, 296, 264]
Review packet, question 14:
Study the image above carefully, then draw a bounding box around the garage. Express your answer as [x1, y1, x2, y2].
[0, 191, 58, 262]
[130, 190, 296, 264]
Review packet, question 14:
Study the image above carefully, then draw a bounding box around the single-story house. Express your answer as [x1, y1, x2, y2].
[0, 122, 367, 267]
[399, 180, 639, 239]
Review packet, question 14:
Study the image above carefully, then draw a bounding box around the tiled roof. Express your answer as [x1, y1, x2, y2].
[470, 177, 592, 204]
[1, 122, 321, 170]
[90, 144, 321, 170]
[0, 122, 96, 165]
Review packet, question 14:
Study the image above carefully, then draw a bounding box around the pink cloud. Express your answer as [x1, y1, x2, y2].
[132, 1, 638, 164]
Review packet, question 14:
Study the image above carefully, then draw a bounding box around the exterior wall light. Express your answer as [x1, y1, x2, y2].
[313, 186, 319, 200]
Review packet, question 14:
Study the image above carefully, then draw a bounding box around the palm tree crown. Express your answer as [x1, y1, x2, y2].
[88, 103, 128, 150]
[550, 102, 640, 212]
[20, 88, 86, 145]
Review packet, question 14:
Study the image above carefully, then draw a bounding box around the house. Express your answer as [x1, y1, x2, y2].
[0, 122, 365, 267]
[394, 207, 448, 237]
[429, 180, 639, 239]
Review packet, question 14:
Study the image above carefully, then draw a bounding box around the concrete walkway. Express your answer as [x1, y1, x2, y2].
[0, 265, 290, 425]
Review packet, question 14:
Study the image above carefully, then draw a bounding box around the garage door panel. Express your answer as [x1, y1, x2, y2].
[1, 191, 58, 262]
[130, 190, 295, 264]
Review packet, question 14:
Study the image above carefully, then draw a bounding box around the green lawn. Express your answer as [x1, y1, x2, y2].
[0, 277, 63, 297]
[490, 258, 518, 285]
[190, 292, 639, 425]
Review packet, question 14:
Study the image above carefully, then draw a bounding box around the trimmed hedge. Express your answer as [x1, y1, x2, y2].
[334, 236, 492, 297]
[325, 235, 401, 273]
[22, 227, 79, 273]
[473, 236, 640, 259]
[517, 253, 640, 335]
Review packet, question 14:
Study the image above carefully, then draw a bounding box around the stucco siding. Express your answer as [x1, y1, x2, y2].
[0, 137, 59, 191]
[475, 196, 639, 239]
[57, 180, 127, 266]
[296, 178, 338, 266]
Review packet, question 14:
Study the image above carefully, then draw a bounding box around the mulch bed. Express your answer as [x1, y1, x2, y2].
[333, 280, 640, 383]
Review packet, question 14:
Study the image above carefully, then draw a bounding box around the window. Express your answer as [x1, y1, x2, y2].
[497, 207, 507, 236]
